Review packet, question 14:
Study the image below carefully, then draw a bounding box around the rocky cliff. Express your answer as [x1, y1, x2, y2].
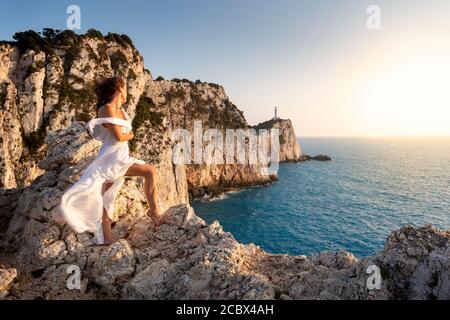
[0, 30, 150, 189]
[254, 118, 302, 162]
[0, 29, 284, 199]
[1, 30, 448, 300]
[141, 78, 276, 198]
[253, 119, 334, 163]
[0, 124, 448, 299]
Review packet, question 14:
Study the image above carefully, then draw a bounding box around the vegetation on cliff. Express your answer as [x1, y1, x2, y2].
[0, 89, 5, 108]
[8, 28, 134, 54]
[130, 96, 164, 152]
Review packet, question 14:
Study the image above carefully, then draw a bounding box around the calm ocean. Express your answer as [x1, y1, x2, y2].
[192, 137, 450, 257]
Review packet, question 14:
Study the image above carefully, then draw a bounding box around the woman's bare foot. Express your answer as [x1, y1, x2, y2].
[102, 233, 119, 246]
[147, 207, 163, 226]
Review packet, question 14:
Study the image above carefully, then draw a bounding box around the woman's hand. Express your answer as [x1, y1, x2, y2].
[119, 130, 134, 142]
[104, 126, 133, 142]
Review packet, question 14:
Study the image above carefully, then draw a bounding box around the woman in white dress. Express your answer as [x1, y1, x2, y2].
[59, 77, 163, 245]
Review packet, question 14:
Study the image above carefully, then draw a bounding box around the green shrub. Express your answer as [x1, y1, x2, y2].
[130, 95, 164, 152]
[208, 82, 221, 89]
[76, 109, 92, 122]
[97, 43, 109, 61]
[85, 45, 100, 63]
[8, 29, 134, 60]
[0, 40, 15, 46]
[42, 28, 61, 39]
[58, 78, 96, 115]
[85, 29, 104, 40]
[126, 93, 134, 105]
[132, 96, 163, 129]
[164, 87, 186, 104]
[54, 30, 79, 47]
[119, 34, 134, 48]
[171, 78, 193, 84]
[22, 124, 47, 154]
[0, 91, 5, 107]
[24, 60, 45, 79]
[13, 30, 44, 54]
[110, 51, 128, 70]
[63, 45, 81, 73]
[105, 33, 134, 48]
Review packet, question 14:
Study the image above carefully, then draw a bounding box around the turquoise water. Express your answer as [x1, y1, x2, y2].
[192, 138, 450, 257]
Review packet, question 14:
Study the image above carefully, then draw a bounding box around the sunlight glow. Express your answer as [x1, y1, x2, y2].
[357, 57, 450, 136]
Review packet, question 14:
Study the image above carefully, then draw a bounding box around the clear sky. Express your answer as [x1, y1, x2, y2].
[1, 0, 450, 136]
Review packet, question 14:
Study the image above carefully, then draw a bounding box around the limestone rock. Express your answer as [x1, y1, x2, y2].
[374, 225, 450, 299]
[1, 31, 278, 198]
[143, 79, 276, 198]
[0, 267, 17, 297]
[303, 154, 332, 161]
[0, 30, 448, 301]
[311, 251, 357, 269]
[89, 239, 135, 287]
[0, 32, 148, 188]
[253, 118, 302, 162]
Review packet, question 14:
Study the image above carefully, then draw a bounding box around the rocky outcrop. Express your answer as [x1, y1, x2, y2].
[0, 30, 277, 198]
[0, 30, 150, 189]
[2, 30, 446, 300]
[0, 114, 449, 300]
[303, 154, 332, 161]
[254, 118, 302, 162]
[253, 119, 333, 163]
[142, 79, 276, 198]
[0, 267, 17, 298]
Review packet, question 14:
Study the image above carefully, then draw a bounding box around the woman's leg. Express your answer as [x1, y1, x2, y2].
[124, 163, 162, 225]
[101, 182, 118, 244]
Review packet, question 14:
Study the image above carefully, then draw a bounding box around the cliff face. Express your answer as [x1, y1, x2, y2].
[2, 30, 447, 300]
[0, 30, 279, 199]
[0, 31, 150, 189]
[254, 118, 302, 162]
[0, 126, 448, 299]
[140, 79, 276, 197]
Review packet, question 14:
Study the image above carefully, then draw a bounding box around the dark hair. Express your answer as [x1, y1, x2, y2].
[95, 76, 125, 115]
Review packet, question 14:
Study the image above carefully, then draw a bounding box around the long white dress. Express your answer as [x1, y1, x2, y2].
[59, 107, 145, 244]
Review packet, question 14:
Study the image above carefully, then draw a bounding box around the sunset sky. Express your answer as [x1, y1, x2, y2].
[1, 0, 450, 136]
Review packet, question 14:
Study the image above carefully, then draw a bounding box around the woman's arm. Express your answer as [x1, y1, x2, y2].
[106, 126, 134, 142]
[98, 105, 134, 142]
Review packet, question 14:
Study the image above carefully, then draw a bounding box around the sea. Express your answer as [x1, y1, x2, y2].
[192, 137, 450, 257]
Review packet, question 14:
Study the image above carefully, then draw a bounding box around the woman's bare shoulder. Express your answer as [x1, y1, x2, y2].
[97, 104, 119, 128]
[97, 104, 116, 118]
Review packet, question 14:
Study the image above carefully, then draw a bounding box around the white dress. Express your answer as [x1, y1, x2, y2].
[59, 107, 145, 244]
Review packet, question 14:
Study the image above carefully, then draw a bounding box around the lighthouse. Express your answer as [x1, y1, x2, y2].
[272, 106, 280, 120]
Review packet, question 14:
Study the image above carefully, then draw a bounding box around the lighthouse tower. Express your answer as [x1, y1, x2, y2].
[272, 106, 280, 120]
